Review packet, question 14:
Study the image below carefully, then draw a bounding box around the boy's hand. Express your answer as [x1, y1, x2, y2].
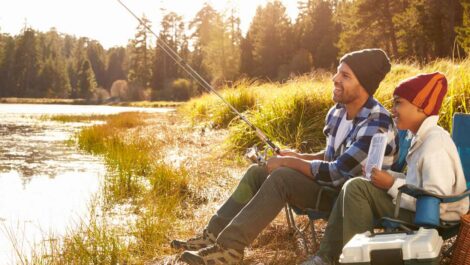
[370, 168, 395, 190]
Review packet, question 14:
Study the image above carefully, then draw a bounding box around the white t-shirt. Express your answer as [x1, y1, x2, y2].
[334, 115, 353, 151]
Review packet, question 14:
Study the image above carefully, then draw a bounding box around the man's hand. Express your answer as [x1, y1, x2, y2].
[278, 149, 298, 157]
[266, 156, 315, 180]
[370, 168, 395, 190]
[266, 156, 285, 173]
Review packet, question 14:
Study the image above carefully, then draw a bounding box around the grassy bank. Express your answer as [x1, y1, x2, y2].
[24, 112, 191, 264]
[73, 112, 190, 263]
[24, 110, 249, 264]
[183, 59, 470, 152]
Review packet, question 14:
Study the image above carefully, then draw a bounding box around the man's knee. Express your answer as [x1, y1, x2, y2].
[265, 167, 295, 186]
[246, 164, 267, 175]
[242, 164, 268, 184]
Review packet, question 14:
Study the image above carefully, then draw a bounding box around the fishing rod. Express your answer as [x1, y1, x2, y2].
[116, 0, 280, 161]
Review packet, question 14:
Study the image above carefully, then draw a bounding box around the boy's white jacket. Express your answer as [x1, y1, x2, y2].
[387, 115, 469, 221]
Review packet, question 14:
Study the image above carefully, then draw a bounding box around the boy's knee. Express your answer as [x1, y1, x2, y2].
[342, 177, 369, 196]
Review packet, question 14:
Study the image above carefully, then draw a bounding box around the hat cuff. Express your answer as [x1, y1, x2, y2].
[393, 86, 419, 108]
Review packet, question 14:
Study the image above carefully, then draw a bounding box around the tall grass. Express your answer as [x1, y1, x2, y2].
[228, 89, 332, 152]
[111, 100, 182, 108]
[183, 80, 258, 128]
[183, 59, 470, 152]
[40, 114, 111, 123]
[26, 112, 189, 264]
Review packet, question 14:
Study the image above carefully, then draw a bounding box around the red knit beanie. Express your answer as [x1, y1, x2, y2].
[393, 72, 448, 116]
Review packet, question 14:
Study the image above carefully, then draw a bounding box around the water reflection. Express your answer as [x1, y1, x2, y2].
[0, 103, 171, 263]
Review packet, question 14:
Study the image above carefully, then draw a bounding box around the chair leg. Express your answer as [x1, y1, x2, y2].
[285, 204, 311, 254]
[310, 218, 317, 251]
[285, 205, 294, 231]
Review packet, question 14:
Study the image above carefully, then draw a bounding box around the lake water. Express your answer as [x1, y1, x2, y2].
[0, 104, 172, 263]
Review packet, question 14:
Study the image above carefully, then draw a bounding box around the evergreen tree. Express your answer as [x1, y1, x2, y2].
[247, 1, 294, 79]
[336, 0, 401, 58]
[202, 6, 241, 83]
[69, 37, 88, 98]
[128, 15, 153, 89]
[423, 0, 461, 58]
[189, 3, 219, 82]
[62, 34, 76, 59]
[152, 12, 185, 91]
[0, 34, 15, 97]
[106, 47, 127, 88]
[86, 40, 107, 88]
[457, 1, 470, 55]
[239, 34, 254, 76]
[76, 59, 97, 99]
[36, 29, 71, 97]
[295, 0, 338, 69]
[12, 27, 39, 97]
[338, 0, 463, 61]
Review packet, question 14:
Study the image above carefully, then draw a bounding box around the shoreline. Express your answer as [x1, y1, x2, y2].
[0, 97, 183, 108]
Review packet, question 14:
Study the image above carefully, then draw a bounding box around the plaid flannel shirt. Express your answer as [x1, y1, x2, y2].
[311, 97, 398, 187]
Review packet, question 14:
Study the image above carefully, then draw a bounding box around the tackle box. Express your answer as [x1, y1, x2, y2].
[339, 228, 442, 265]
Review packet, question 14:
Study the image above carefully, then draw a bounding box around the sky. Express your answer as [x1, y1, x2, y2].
[0, 0, 299, 49]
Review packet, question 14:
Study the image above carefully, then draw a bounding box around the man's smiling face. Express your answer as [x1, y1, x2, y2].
[331, 62, 365, 104]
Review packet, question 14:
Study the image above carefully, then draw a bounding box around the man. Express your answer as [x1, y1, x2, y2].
[172, 48, 397, 265]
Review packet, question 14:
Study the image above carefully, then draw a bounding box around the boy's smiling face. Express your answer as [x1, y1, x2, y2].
[392, 95, 427, 133]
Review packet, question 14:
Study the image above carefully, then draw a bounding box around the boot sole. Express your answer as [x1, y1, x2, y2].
[180, 251, 206, 265]
[171, 240, 212, 251]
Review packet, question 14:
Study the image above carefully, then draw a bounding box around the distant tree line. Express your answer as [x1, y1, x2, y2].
[0, 0, 469, 101]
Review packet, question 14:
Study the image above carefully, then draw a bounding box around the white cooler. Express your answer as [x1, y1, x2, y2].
[339, 228, 443, 265]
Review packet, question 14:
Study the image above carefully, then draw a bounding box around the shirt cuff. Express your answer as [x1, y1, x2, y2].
[310, 160, 322, 179]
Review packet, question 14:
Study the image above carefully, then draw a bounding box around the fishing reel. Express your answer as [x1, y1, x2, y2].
[245, 145, 273, 166]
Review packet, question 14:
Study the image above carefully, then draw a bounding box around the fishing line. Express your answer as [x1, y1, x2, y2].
[117, 0, 280, 153]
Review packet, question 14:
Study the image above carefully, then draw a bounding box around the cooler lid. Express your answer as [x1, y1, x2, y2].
[339, 228, 443, 263]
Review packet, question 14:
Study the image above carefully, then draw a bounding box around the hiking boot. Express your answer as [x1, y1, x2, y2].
[301, 255, 334, 265]
[180, 244, 244, 265]
[171, 229, 216, 251]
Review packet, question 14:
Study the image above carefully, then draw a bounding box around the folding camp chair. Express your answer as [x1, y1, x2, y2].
[380, 113, 470, 258]
[286, 129, 412, 253]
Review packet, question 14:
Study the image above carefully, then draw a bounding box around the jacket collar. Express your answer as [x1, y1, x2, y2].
[409, 115, 439, 153]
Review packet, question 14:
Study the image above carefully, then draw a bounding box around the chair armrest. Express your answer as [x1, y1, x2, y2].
[398, 184, 442, 199]
[441, 190, 470, 203]
[398, 184, 470, 203]
[319, 185, 339, 194]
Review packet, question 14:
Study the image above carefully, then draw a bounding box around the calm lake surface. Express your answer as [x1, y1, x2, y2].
[0, 104, 172, 263]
